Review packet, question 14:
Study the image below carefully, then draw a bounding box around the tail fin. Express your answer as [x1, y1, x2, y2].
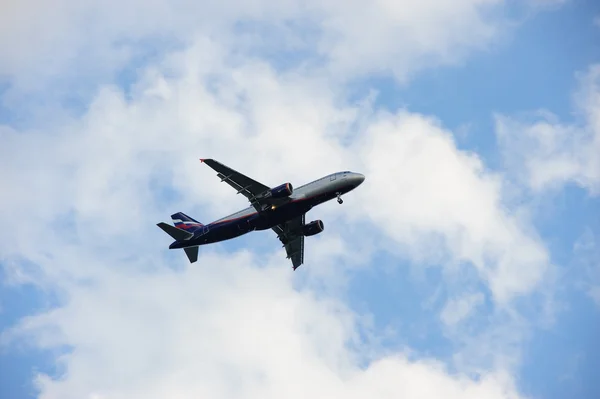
[156, 223, 199, 263]
[171, 212, 203, 231]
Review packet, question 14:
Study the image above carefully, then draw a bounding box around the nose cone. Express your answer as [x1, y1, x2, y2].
[352, 173, 365, 187]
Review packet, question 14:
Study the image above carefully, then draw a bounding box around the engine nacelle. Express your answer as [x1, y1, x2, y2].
[270, 183, 293, 198]
[303, 220, 324, 237]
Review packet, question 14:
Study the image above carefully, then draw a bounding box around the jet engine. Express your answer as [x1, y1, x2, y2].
[269, 183, 293, 198]
[303, 220, 324, 237]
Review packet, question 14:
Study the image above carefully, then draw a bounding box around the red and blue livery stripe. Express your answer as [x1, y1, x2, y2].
[171, 212, 204, 231]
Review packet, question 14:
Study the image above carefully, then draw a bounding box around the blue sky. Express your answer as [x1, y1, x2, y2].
[1, 1, 599, 398]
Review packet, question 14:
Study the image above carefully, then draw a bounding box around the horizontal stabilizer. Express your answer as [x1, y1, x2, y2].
[184, 246, 199, 263]
[157, 222, 193, 241]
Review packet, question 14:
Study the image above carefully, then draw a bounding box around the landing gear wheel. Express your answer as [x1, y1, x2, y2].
[336, 192, 343, 204]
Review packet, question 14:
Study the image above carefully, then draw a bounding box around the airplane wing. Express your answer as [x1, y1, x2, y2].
[272, 214, 305, 270]
[200, 159, 286, 211]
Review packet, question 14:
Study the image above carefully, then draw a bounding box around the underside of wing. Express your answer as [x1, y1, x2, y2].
[201, 158, 269, 198]
[201, 158, 288, 211]
[272, 214, 305, 270]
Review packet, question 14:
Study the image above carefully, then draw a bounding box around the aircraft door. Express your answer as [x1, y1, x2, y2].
[330, 173, 337, 181]
[202, 225, 209, 235]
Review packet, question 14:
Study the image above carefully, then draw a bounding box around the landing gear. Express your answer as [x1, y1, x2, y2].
[336, 192, 343, 204]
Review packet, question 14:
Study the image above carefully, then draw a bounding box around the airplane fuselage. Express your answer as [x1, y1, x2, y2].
[169, 171, 364, 249]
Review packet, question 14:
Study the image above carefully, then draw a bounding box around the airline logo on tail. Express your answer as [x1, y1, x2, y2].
[170, 212, 203, 231]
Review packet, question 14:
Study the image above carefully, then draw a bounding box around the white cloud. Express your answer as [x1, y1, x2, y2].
[0, 41, 551, 396]
[495, 64, 600, 195]
[355, 112, 550, 304]
[0, 0, 528, 104]
[311, 0, 504, 82]
[0, 1, 567, 397]
[441, 293, 485, 326]
[4, 253, 524, 399]
[0, 48, 550, 304]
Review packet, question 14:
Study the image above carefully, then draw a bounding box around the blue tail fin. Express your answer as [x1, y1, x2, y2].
[171, 212, 203, 231]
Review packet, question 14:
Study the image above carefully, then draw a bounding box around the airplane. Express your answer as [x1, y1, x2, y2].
[157, 159, 365, 270]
